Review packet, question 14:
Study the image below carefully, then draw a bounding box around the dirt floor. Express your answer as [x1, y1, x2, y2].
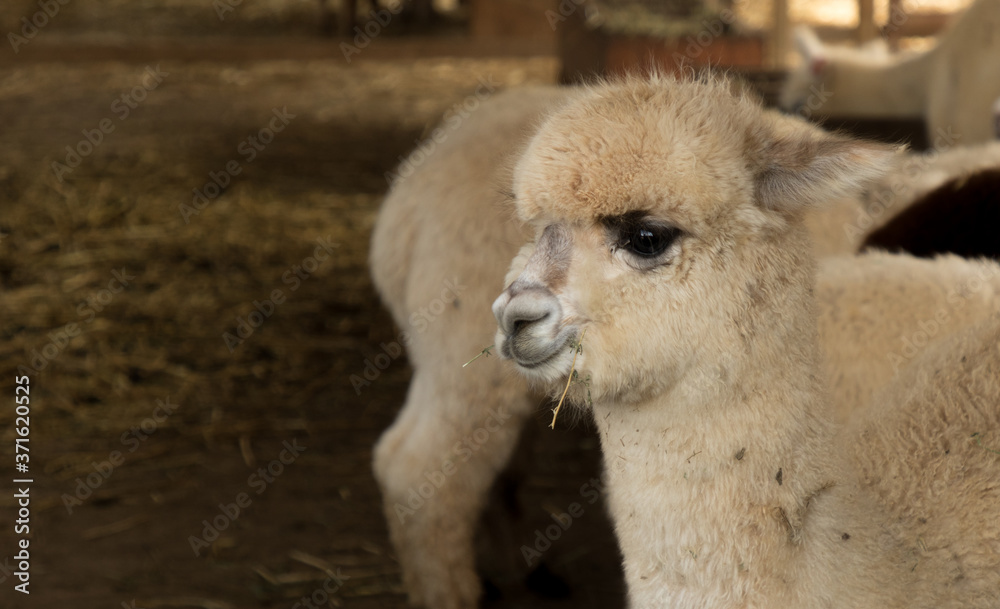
[0, 4, 638, 605]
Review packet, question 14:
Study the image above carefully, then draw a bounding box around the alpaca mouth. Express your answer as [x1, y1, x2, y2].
[505, 335, 564, 368]
[504, 328, 579, 380]
[510, 344, 561, 369]
[492, 278, 580, 379]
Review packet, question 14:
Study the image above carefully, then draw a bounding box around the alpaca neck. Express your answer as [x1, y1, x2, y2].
[819, 49, 935, 117]
[592, 259, 841, 608]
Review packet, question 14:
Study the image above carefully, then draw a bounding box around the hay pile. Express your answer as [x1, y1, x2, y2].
[0, 54, 557, 607]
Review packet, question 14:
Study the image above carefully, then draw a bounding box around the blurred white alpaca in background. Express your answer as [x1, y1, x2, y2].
[781, 0, 1000, 145]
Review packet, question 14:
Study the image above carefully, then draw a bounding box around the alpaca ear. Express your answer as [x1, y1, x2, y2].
[754, 130, 900, 214]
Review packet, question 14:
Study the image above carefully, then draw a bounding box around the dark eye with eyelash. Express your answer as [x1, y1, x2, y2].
[621, 224, 681, 258]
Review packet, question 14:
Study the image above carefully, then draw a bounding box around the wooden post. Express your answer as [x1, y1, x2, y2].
[559, 0, 608, 83]
[886, 0, 905, 51]
[858, 0, 877, 42]
[771, 0, 789, 68]
[412, 0, 432, 25]
[338, 0, 356, 38]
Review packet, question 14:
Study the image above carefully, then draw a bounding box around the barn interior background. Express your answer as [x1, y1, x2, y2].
[0, 0, 974, 607]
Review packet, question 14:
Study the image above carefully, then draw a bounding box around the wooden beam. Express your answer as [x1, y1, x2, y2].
[812, 12, 950, 46]
[886, 0, 905, 50]
[881, 11, 952, 38]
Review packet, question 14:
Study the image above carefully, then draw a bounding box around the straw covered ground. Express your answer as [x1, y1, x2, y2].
[0, 39, 626, 609]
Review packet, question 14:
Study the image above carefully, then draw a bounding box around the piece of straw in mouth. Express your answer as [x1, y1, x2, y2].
[550, 328, 586, 429]
[463, 344, 494, 368]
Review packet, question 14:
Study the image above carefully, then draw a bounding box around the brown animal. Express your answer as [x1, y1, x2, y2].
[858, 142, 1000, 260]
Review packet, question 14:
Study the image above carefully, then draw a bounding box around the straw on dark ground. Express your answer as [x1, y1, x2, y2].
[0, 46, 624, 608]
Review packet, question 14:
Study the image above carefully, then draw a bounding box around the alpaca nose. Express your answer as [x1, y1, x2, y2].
[492, 285, 565, 365]
[493, 285, 556, 335]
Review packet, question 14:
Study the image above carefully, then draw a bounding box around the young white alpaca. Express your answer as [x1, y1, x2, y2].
[370, 83, 1000, 608]
[491, 75, 1000, 608]
[780, 0, 1000, 145]
[779, 26, 926, 117]
[370, 86, 560, 609]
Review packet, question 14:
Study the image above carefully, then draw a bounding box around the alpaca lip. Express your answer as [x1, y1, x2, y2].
[505, 338, 561, 368]
[506, 328, 579, 372]
[513, 348, 558, 369]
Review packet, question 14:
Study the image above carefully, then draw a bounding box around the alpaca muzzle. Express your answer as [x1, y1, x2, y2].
[492, 223, 578, 371]
[492, 285, 573, 368]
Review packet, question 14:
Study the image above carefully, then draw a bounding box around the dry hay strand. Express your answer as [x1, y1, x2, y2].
[463, 331, 589, 429]
[550, 329, 586, 429]
[81, 514, 149, 540]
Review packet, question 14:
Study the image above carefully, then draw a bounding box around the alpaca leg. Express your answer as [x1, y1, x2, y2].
[925, 61, 960, 147]
[374, 361, 533, 609]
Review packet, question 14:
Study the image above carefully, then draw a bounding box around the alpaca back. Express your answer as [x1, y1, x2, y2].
[846, 312, 1000, 608]
[818, 253, 1000, 424]
[369, 86, 568, 363]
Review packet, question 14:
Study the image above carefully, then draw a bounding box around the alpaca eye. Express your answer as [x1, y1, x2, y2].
[624, 225, 679, 258]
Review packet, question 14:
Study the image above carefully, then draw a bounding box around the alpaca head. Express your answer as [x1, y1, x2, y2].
[493, 76, 894, 406]
[780, 26, 830, 114]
